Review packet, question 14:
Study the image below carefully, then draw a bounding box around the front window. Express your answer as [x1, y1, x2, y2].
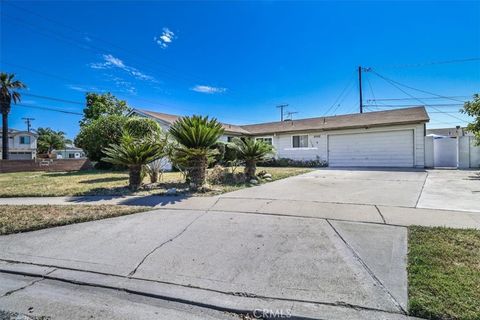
[20, 136, 31, 144]
[292, 135, 308, 148]
[255, 137, 273, 145]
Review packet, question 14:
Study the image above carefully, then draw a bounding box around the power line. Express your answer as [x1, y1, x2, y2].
[22, 93, 84, 105]
[365, 73, 377, 107]
[370, 71, 470, 122]
[364, 103, 464, 108]
[4, 1, 208, 84]
[16, 103, 83, 116]
[0, 61, 194, 113]
[373, 58, 480, 69]
[2, 8, 208, 86]
[367, 96, 470, 102]
[370, 70, 466, 103]
[323, 71, 356, 116]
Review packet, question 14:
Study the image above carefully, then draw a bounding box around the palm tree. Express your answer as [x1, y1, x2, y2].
[169, 115, 224, 189]
[0, 73, 27, 160]
[102, 133, 166, 191]
[37, 128, 70, 157]
[230, 137, 274, 180]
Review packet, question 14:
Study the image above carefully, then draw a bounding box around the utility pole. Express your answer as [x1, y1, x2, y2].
[276, 104, 289, 121]
[22, 117, 35, 132]
[358, 66, 363, 114]
[286, 111, 298, 120]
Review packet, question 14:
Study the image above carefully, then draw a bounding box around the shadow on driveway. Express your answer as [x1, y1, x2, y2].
[65, 195, 191, 207]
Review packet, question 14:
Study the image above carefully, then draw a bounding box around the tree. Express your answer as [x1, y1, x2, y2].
[229, 137, 274, 180]
[169, 115, 224, 189]
[80, 93, 130, 127]
[75, 115, 128, 164]
[124, 116, 161, 138]
[0, 73, 26, 159]
[37, 128, 71, 156]
[461, 93, 480, 145]
[102, 133, 166, 191]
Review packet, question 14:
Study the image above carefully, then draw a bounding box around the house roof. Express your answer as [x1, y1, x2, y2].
[0, 128, 38, 137]
[134, 109, 250, 135]
[241, 106, 429, 135]
[133, 106, 429, 136]
[426, 127, 471, 137]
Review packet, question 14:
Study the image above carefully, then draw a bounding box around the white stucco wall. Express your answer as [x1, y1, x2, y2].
[257, 123, 426, 167]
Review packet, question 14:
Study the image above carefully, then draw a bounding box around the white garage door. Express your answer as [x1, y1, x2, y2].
[328, 130, 414, 167]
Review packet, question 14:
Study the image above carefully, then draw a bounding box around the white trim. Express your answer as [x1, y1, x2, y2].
[284, 147, 318, 151]
[291, 134, 309, 148]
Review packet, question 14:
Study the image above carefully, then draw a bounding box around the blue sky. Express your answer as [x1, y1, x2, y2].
[1, 1, 479, 139]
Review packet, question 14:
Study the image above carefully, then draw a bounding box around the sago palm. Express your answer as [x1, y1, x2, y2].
[230, 137, 274, 180]
[102, 133, 165, 191]
[169, 115, 224, 189]
[0, 73, 27, 159]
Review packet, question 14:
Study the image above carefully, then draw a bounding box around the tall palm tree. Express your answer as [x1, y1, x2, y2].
[169, 115, 224, 189]
[229, 137, 274, 180]
[102, 133, 166, 191]
[0, 73, 27, 160]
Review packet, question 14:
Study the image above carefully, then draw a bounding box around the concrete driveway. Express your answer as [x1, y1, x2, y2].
[224, 168, 428, 207]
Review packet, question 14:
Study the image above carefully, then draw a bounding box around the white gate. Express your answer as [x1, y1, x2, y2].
[433, 138, 457, 167]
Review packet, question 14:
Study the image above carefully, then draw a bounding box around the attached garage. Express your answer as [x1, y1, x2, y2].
[8, 152, 34, 160]
[328, 130, 414, 167]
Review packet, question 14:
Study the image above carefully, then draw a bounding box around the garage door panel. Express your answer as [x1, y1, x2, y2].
[328, 130, 414, 167]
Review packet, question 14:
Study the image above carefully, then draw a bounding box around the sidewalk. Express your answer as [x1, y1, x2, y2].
[1, 194, 478, 229]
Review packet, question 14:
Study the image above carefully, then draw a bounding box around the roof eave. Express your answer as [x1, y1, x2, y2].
[243, 119, 429, 136]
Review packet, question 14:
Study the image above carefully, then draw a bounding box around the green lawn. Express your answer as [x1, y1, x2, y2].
[0, 167, 314, 197]
[408, 226, 480, 320]
[0, 205, 150, 235]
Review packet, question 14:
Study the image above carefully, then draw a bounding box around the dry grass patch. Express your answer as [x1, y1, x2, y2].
[0, 167, 314, 197]
[0, 205, 150, 235]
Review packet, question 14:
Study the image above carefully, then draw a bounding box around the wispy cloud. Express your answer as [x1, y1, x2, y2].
[67, 85, 101, 92]
[89, 54, 155, 82]
[191, 85, 227, 94]
[154, 28, 175, 48]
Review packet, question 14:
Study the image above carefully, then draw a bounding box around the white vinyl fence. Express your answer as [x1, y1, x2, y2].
[425, 136, 480, 168]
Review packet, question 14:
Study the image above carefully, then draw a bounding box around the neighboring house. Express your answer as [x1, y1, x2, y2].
[427, 127, 472, 138]
[0, 128, 37, 160]
[52, 145, 86, 159]
[130, 106, 430, 168]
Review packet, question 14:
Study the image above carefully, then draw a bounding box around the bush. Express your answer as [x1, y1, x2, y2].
[124, 117, 162, 138]
[75, 115, 128, 164]
[207, 165, 245, 185]
[258, 157, 327, 168]
[211, 141, 226, 166]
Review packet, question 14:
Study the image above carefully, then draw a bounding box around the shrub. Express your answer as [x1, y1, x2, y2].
[207, 165, 245, 185]
[169, 115, 224, 189]
[258, 157, 328, 168]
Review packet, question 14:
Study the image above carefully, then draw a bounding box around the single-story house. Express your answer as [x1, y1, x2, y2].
[130, 106, 430, 168]
[52, 144, 86, 159]
[0, 128, 38, 160]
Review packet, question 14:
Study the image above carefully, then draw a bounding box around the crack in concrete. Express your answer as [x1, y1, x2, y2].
[0, 264, 408, 317]
[127, 213, 205, 277]
[1, 268, 56, 298]
[155, 206, 408, 229]
[325, 220, 407, 315]
[374, 205, 387, 224]
[415, 171, 429, 208]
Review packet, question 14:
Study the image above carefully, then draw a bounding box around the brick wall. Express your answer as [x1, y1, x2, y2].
[0, 159, 93, 173]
